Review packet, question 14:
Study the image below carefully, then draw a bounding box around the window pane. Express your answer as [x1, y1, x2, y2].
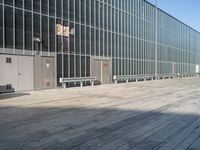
[80, 0, 85, 23]
[70, 55, 74, 77]
[63, 21, 69, 53]
[5, 6, 13, 48]
[63, 0, 68, 20]
[0, 5, 3, 47]
[69, 22, 74, 53]
[75, 24, 80, 54]
[4, 0, 13, 6]
[75, 0, 79, 22]
[49, 17, 55, 52]
[49, 0, 55, 16]
[25, 11, 32, 50]
[33, 0, 40, 12]
[86, 27, 90, 55]
[24, 0, 32, 10]
[15, 9, 23, 49]
[56, 19, 62, 52]
[81, 56, 85, 77]
[56, 0, 61, 18]
[69, 0, 74, 21]
[42, 16, 48, 52]
[15, 0, 23, 8]
[86, 56, 90, 77]
[81, 25, 85, 54]
[76, 55, 80, 77]
[42, 0, 48, 15]
[33, 14, 40, 38]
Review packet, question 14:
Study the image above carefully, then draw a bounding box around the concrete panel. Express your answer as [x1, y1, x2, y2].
[0, 55, 18, 91]
[0, 54, 34, 92]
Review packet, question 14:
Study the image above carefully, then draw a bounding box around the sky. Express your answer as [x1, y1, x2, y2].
[147, 0, 200, 32]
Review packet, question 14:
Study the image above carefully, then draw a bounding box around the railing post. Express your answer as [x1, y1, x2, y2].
[126, 79, 129, 83]
[115, 80, 118, 84]
[91, 81, 94, 86]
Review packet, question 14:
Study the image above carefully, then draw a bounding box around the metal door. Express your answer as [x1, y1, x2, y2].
[17, 56, 34, 91]
[91, 58, 112, 84]
[102, 60, 111, 84]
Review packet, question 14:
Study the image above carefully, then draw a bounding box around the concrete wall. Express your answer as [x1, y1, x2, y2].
[0, 54, 55, 93]
[0, 55, 34, 92]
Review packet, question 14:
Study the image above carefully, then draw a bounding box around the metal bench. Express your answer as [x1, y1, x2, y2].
[60, 77, 96, 88]
[113, 74, 155, 84]
[157, 73, 175, 80]
[177, 73, 199, 78]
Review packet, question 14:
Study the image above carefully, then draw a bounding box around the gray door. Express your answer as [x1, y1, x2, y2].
[91, 58, 112, 84]
[102, 60, 112, 84]
[17, 56, 34, 91]
[34, 56, 55, 90]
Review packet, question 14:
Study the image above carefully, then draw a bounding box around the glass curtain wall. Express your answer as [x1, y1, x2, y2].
[0, 0, 200, 86]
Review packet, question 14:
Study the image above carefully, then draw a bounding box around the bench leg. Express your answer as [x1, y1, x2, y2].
[63, 83, 66, 89]
[126, 80, 128, 83]
[80, 82, 83, 88]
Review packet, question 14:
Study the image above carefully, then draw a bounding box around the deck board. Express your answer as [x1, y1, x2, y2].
[1, 78, 200, 150]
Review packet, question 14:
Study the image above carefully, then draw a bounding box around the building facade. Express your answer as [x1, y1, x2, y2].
[0, 0, 200, 92]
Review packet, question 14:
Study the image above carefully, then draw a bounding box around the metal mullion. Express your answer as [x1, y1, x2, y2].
[55, 6, 57, 87]
[61, 0, 64, 86]
[13, 0, 15, 54]
[2, 0, 5, 53]
[106, 4, 108, 58]
[73, 1, 76, 78]
[79, 2, 81, 78]
[67, 0, 70, 78]
[23, 0, 25, 54]
[102, 1, 104, 58]
[110, 4, 112, 59]
[31, 0, 34, 55]
[47, 0, 50, 56]
[98, 3, 100, 58]
[116, 9, 119, 74]
[94, 0, 96, 57]
[89, 0, 91, 78]
[40, 0, 42, 55]
[84, 0, 86, 77]
[113, 2, 117, 75]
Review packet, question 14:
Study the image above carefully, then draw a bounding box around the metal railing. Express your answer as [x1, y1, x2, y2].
[60, 77, 96, 88]
[157, 73, 176, 80]
[113, 73, 200, 84]
[113, 74, 155, 84]
[177, 73, 199, 78]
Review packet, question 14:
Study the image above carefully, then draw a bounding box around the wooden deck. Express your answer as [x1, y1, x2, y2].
[1, 78, 200, 150]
